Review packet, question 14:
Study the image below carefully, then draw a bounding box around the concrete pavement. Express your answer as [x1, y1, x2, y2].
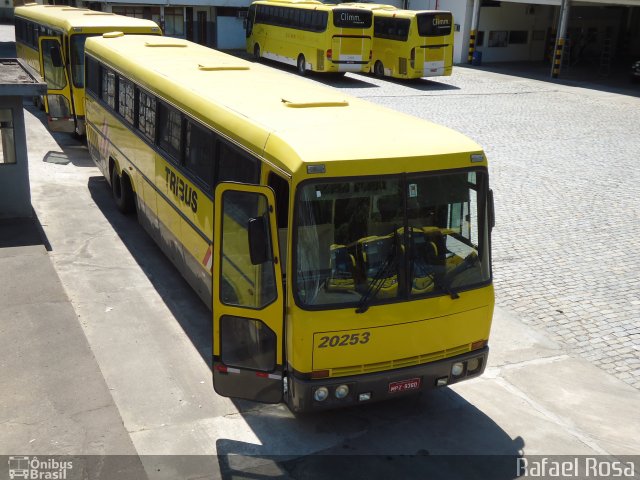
[0, 219, 147, 478]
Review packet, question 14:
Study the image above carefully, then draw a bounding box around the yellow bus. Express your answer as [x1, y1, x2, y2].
[84, 34, 495, 412]
[14, 4, 160, 135]
[246, 0, 373, 75]
[344, 4, 454, 79]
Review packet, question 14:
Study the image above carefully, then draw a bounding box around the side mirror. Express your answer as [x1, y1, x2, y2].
[488, 189, 495, 230]
[50, 46, 63, 68]
[248, 215, 271, 265]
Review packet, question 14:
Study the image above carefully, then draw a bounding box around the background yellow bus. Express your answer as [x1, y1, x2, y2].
[344, 4, 454, 80]
[84, 33, 494, 412]
[246, 0, 373, 75]
[14, 4, 160, 135]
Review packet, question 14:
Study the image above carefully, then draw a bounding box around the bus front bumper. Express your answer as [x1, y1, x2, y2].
[287, 346, 488, 412]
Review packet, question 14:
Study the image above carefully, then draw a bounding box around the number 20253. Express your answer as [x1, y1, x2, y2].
[318, 332, 371, 348]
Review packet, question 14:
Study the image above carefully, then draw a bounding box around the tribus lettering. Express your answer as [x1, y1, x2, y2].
[165, 166, 198, 213]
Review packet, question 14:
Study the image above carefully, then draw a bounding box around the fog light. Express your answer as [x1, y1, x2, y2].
[313, 387, 329, 402]
[451, 362, 465, 377]
[467, 357, 481, 374]
[358, 392, 371, 402]
[436, 377, 448, 387]
[335, 384, 349, 399]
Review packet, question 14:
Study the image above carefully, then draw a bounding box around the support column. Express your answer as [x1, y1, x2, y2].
[467, 0, 481, 64]
[551, 0, 571, 79]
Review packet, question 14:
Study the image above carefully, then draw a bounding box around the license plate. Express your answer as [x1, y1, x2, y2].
[388, 377, 421, 394]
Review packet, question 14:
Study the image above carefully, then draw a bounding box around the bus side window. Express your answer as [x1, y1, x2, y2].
[157, 102, 183, 163]
[267, 172, 289, 273]
[137, 89, 157, 142]
[100, 68, 116, 109]
[85, 56, 100, 97]
[118, 76, 135, 126]
[216, 140, 259, 185]
[267, 172, 289, 229]
[185, 120, 215, 188]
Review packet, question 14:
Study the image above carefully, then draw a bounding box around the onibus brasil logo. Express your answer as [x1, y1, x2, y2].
[8, 456, 73, 479]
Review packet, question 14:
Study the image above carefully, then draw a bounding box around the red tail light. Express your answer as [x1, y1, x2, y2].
[410, 48, 415, 68]
[369, 50, 372, 60]
[327, 49, 332, 59]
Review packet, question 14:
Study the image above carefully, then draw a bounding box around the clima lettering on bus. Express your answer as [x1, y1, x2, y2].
[341, 13, 360, 22]
[432, 17, 450, 27]
[165, 166, 198, 213]
[333, 9, 372, 28]
[417, 13, 452, 36]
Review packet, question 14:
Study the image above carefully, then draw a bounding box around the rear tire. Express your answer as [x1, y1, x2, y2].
[374, 61, 384, 77]
[111, 166, 135, 214]
[297, 54, 306, 76]
[253, 43, 261, 61]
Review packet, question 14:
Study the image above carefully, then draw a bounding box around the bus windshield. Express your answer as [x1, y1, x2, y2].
[294, 170, 490, 308]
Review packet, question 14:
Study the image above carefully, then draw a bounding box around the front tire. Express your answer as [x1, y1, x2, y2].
[297, 54, 307, 76]
[111, 166, 135, 214]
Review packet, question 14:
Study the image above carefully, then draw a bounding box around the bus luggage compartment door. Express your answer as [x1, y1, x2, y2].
[212, 182, 284, 404]
[38, 36, 75, 133]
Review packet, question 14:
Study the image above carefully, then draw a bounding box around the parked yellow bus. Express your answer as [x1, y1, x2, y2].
[84, 34, 495, 412]
[246, 0, 373, 75]
[14, 4, 160, 135]
[343, 4, 453, 79]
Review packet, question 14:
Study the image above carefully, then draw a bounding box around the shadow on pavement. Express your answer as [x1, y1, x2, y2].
[26, 105, 95, 168]
[215, 389, 525, 479]
[382, 76, 460, 91]
[0, 211, 51, 250]
[87, 175, 213, 369]
[461, 60, 640, 98]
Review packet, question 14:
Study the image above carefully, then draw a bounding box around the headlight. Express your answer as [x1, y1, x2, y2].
[451, 362, 465, 377]
[313, 387, 329, 402]
[467, 357, 481, 373]
[335, 384, 350, 399]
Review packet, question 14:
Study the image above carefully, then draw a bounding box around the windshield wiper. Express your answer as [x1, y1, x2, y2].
[439, 252, 479, 300]
[356, 229, 399, 314]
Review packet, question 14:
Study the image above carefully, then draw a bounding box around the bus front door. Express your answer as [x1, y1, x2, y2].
[212, 182, 284, 403]
[38, 36, 75, 133]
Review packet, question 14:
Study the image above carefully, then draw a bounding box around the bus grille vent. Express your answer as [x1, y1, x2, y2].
[330, 343, 471, 377]
[317, 50, 325, 71]
[362, 361, 392, 373]
[399, 57, 407, 75]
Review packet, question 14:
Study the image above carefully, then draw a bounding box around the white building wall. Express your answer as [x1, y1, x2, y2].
[472, 2, 554, 62]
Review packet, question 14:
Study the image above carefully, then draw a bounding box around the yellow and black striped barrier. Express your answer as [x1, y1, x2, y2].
[467, 30, 477, 64]
[552, 37, 564, 78]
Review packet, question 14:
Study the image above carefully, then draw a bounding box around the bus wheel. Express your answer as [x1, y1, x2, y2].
[374, 61, 384, 77]
[297, 54, 306, 76]
[253, 44, 261, 61]
[111, 167, 135, 214]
